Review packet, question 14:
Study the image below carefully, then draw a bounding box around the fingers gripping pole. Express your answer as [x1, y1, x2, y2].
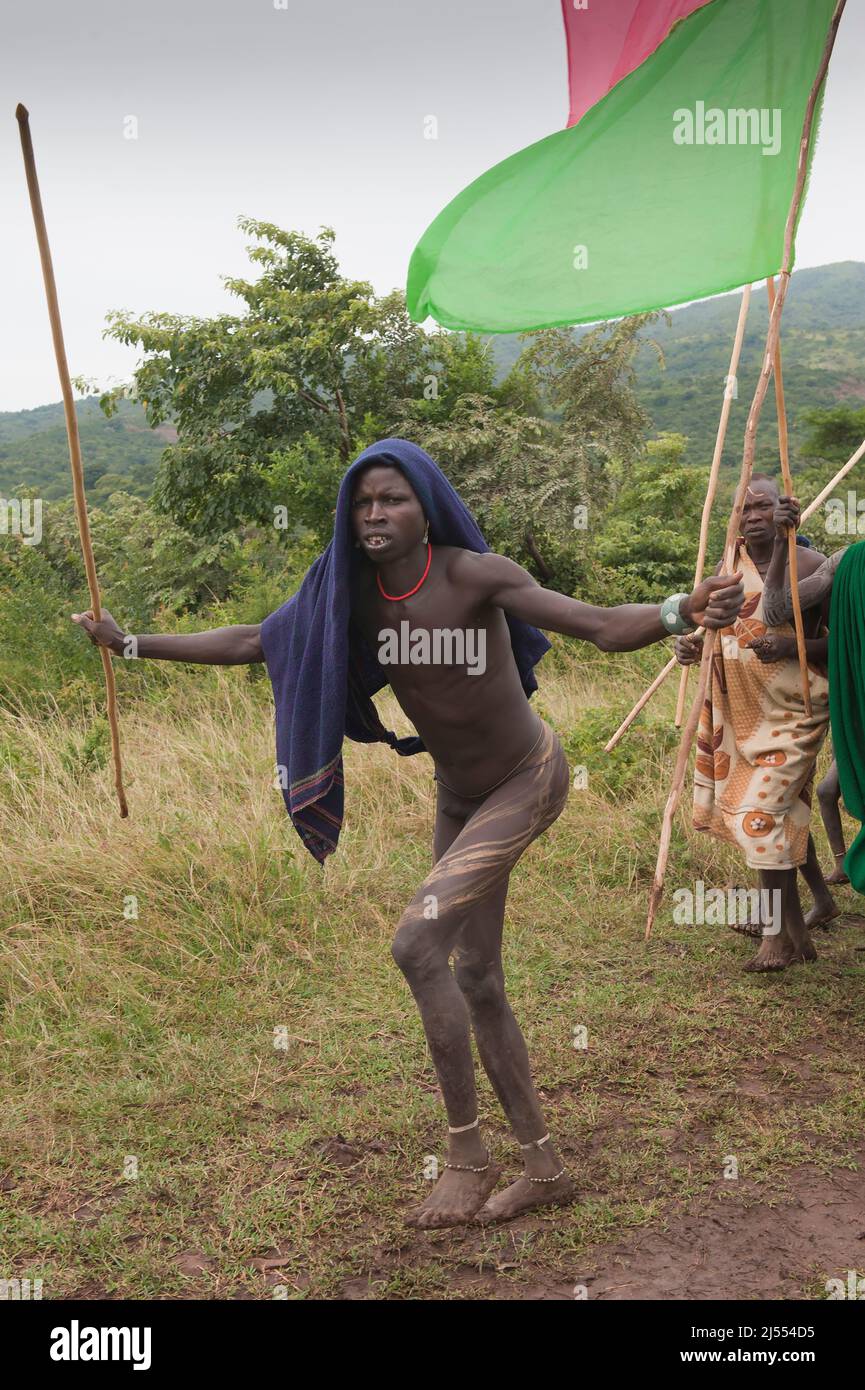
[16, 103, 128, 817]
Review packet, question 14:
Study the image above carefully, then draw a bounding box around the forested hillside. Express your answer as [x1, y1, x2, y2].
[0, 397, 173, 504]
[3, 262, 863, 507]
[489, 261, 865, 472]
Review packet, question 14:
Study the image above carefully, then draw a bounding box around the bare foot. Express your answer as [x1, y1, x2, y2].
[728, 921, 762, 939]
[804, 898, 840, 931]
[724, 885, 762, 937]
[742, 936, 817, 972]
[474, 1171, 576, 1225]
[826, 867, 850, 886]
[405, 1158, 502, 1230]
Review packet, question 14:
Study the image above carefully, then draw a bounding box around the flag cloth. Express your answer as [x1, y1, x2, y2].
[562, 0, 711, 127]
[828, 542, 865, 893]
[407, 0, 838, 333]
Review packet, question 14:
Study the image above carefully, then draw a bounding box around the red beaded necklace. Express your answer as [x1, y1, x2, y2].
[376, 542, 432, 601]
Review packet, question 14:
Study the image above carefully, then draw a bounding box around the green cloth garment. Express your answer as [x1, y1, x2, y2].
[407, 0, 838, 333]
[828, 542, 865, 893]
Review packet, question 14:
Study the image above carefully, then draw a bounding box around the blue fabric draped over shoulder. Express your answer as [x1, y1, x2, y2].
[259, 438, 551, 863]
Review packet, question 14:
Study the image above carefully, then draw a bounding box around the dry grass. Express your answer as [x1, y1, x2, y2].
[1, 645, 864, 1299]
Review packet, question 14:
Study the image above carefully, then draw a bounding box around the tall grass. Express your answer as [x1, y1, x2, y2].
[1, 644, 863, 1299]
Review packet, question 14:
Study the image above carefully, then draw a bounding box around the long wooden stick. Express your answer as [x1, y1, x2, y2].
[767, 275, 811, 716]
[604, 652, 679, 752]
[801, 437, 865, 521]
[609, 434, 865, 750]
[645, 0, 847, 939]
[646, 279, 786, 939]
[674, 284, 752, 727]
[16, 103, 128, 817]
[615, 2, 850, 753]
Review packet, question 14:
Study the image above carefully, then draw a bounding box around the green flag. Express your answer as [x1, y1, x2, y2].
[407, 0, 838, 333]
[829, 543, 865, 893]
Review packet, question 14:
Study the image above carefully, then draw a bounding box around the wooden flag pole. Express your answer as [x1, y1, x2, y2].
[607, 431, 865, 752]
[644, 0, 847, 939]
[646, 284, 788, 939]
[613, 0, 848, 758]
[767, 275, 811, 716]
[16, 103, 128, 817]
[674, 284, 752, 727]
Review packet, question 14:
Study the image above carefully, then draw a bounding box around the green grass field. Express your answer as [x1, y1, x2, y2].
[2, 642, 864, 1300]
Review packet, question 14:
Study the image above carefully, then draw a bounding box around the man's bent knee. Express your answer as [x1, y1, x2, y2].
[391, 921, 446, 985]
[454, 956, 506, 1012]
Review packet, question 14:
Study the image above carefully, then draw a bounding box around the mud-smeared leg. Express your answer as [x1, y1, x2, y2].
[818, 761, 849, 886]
[744, 868, 817, 972]
[799, 834, 839, 929]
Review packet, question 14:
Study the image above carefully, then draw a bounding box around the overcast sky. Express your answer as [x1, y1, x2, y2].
[2, 0, 863, 412]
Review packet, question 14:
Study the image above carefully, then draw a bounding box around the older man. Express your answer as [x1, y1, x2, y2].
[676, 476, 832, 971]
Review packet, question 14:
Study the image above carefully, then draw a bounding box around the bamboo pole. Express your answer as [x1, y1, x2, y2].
[767, 275, 811, 716]
[644, 0, 847, 939]
[16, 103, 128, 817]
[674, 284, 752, 727]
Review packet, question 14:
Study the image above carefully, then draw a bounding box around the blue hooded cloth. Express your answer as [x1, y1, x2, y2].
[259, 438, 551, 863]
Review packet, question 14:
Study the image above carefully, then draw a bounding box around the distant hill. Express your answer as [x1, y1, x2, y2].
[3, 262, 862, 508]
[488, 261, 865, 471]
[0, 396, 174, 507]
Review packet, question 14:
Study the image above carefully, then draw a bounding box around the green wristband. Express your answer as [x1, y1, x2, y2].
[660, 592, 696, 636]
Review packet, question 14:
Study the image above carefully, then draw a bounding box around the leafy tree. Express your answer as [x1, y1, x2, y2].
[396, 317, 665, 585]
[518, 313, 665, 512]
[396, 394, 567, 579]
[100, 222, 436, 538]
[30, 495, 239, 629]
[801, 404, 865, 464]
[592, 433, 714, 602]
[785, 404, 865, 551]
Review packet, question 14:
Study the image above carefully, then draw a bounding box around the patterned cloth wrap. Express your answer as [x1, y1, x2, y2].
[693, 546, 830, 870]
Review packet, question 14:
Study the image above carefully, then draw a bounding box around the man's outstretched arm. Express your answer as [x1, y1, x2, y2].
[71, 608, 264, 664]
[459, 553, 744, 652]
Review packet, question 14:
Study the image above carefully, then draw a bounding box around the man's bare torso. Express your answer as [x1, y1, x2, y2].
[352, 545, 543, 794]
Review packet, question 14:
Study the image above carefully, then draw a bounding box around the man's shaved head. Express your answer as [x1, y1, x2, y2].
[745, 472, 780, 499]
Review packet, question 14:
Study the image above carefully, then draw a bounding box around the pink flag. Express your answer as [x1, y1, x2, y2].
[562, 0, 713, 126]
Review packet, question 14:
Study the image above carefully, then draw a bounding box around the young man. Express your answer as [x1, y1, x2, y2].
[73, 439, 744, 1228]
[675, 476, 833, 972]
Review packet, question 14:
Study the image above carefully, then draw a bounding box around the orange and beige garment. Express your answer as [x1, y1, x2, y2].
[693, 546, 829, 870]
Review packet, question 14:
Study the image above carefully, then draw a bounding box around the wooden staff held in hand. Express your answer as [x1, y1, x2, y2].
[16, 102, 127, 816]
